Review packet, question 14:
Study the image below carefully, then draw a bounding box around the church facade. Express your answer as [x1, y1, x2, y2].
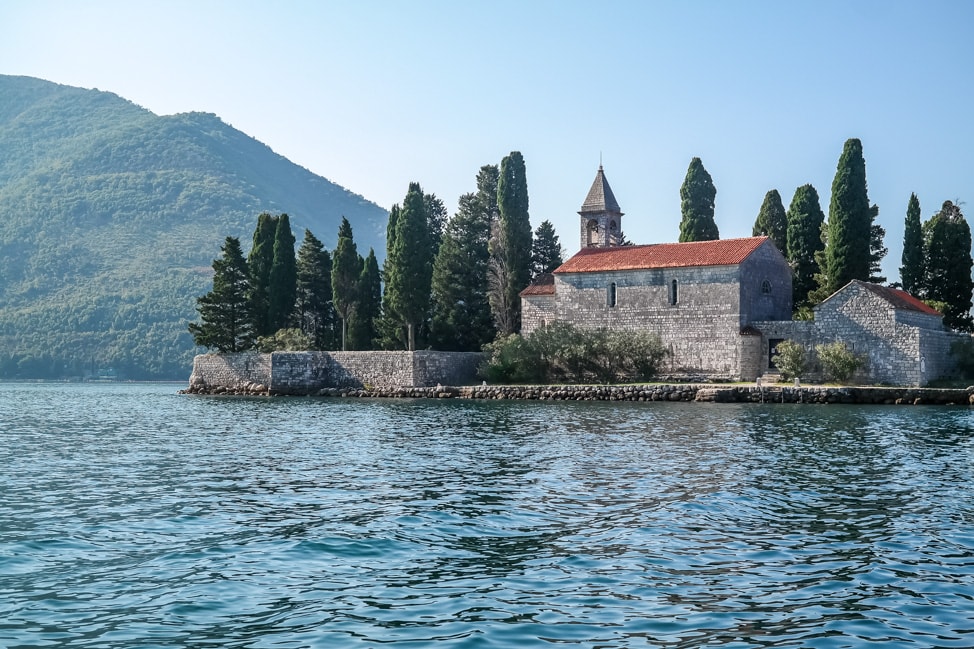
[520, 166, 966, 385]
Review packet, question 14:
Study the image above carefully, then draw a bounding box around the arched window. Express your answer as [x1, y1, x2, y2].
[608, 282, 617, 308]
[761, 279, 772, 295]
[586, 219, 599, 246]
[669, 279, 678, 305]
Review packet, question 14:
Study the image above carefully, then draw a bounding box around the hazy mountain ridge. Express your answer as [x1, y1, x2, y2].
[0, 75, 388, 379]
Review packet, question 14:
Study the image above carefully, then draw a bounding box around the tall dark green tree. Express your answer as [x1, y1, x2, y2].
[819, 138, 873, 296]
[294, 229, 337, 350]
[678, 157, 719, 242]
[752, 189, 787, 253]
[378, 204, 406, 349]
[188, 236, 254, 352]
[247, 212, 277, 337]
[348, 248, 381, 350]
[267, 213, 296, 333]
[531, 219, 564, 277]
[924, 201, 973, 331]
[431, 194, 494, 350]
[425, 193, 448, 255]
[384, 182, 434, 350]
[331, 217, 361, 351]
[868, 204, 887, 284]
[786, 184, 826, 308]
[490, 151, 532, 335]
[900, 193, 924, 295]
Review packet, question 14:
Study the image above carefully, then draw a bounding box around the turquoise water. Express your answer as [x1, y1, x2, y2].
[2, 383, 973, 648]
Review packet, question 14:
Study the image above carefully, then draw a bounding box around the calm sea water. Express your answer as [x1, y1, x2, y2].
[2, 383, 973, 648]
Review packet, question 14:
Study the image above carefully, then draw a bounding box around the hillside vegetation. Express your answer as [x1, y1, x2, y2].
[0, 75, 388, 379]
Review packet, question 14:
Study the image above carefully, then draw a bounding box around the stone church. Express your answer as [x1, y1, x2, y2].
[521, 166, 966, 385]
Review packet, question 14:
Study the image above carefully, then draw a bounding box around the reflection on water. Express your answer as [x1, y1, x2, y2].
[1, 383, 973, 647]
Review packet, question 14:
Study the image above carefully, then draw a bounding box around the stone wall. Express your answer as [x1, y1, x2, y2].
[189, 351, 484, 395]
[188, 352, 271, 393]
[750, 283, 971, 386]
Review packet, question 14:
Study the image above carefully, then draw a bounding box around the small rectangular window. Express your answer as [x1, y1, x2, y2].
[669, 279, 678, 305]
[607, 282, 617, 308]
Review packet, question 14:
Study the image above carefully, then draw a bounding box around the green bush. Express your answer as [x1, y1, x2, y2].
[257, 328, 313, 352]
[815, 341, 864, 383]
[482, 323, 668, 384]
[772, 340, 807, 380]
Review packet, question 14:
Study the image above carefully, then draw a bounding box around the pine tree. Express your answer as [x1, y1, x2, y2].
[531, 219, 564, 277]
[384, 182, 434, 350]
[678, 157, 719, 242]
[752, 189, 787, 253]
[491, 151, 532, 334]
[188, 236, 254, 352]
[819, 138, 873, 296]
[294, 229, 337, 350]
[247, 212, 277, 337]
[868, 204, 887, 284]
[786, 184, 826, 308]
[430, 191, 494, 351]
[900, 193, 924, 295]
[331, 217, 361, 351]
[924, 201, 973, 331]
[348, 249, 381, 350]
[267, 213, 297, 333]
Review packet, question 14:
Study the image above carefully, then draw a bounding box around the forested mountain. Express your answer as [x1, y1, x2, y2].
[0, 75, 388, 379]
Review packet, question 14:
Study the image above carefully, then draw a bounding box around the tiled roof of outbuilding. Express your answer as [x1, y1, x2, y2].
[554, 237, 769, 274]
[853, 280, 941, 316]
[519, 272, 555, 296]
[579, 165, 622, 215]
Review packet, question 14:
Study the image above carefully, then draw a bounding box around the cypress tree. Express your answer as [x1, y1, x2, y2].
[378, 204, 407, 349]
[294, 229, 337, 350]
[348, 248, 381, 350]
[820, 138, 873, 295]
[425, 193, 448, 255]
[678, 157, 719, 242]
[900, 193, 924, 295]
[752, 189, 787, 253]
[188, 236, 254, 352]
[268, 213, 297, 333]
[924, 201, 973, 331]
[491, 151, 532, 334]
[247, 212, 277, 337]
[786, 184, 826, 308]
[531, 220, 564, 277]
[384, 182, 434, 351]
[331, 217, 361, 351]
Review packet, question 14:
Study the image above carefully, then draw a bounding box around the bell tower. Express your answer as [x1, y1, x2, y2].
[579, 165, 624, 248]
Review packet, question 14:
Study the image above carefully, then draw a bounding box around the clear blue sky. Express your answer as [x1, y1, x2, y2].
[3, 0, 972, 280]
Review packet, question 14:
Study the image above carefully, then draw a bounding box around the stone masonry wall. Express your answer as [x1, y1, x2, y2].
[549, 265, 744, 378]
[188, 352, 271, 392]
[190, 351, 484, 395]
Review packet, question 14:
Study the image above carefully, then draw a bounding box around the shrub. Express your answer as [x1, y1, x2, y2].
[772, 340, 807, 380]
[815, 341, 864, 383]
[257, 328, 313, 352]
[482, 323, 668, 384]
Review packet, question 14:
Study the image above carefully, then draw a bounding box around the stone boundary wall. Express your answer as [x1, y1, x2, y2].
[187, 351, 484, 395]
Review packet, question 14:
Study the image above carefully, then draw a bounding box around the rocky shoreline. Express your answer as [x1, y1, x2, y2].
[181, 382, 974, 405]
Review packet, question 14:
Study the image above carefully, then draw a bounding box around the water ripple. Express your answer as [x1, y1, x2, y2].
[2, 384, 974, 647]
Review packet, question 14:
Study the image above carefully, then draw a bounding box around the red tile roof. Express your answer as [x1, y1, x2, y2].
[520, 272, 555, 296]
[855, 281, 941, 316]
[554, 237, 769, 274]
